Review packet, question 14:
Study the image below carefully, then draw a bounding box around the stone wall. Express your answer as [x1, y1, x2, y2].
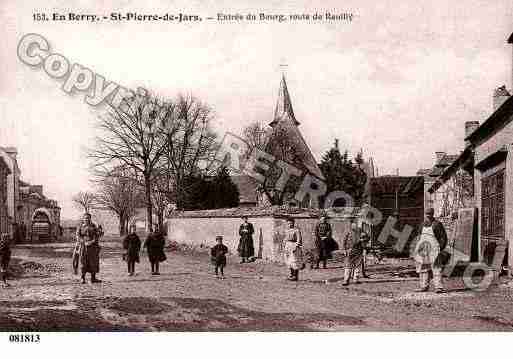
[166, 207, 356, 263]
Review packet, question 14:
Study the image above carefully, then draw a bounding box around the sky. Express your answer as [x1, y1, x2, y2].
[0, 0, 512, 220]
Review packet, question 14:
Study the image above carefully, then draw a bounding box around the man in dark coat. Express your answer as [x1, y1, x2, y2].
[414, 207, 449, 293]
[75, 213, 101, 284]
[238, 216, 254, 263]
[144, 224, 166, 275]
[313, 214, 333, 269]
[123, 224, 141, 276]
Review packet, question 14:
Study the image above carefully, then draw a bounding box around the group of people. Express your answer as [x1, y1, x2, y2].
[225, 209, 449, 293]
[1, 207, 449, 294]
[72, 213, 167, 283]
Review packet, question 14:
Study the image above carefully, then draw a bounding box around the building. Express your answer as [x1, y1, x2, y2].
[417, 152, 459, 216]
[231, 74, 325, 208]
[368, 176, 424, 254]
[428, 31, 513, 270]
[0, 147, 21, 233]
[18, 180, 61, 241]
[0, 157, 11, 234]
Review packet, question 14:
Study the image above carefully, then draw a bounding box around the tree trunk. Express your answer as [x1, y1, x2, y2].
[157, 211, 164, 233]
[119, 214, 126, 236]
[144, 174, 153, 232]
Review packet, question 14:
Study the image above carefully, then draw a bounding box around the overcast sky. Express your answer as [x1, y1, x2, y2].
[1, 0, 512, 219]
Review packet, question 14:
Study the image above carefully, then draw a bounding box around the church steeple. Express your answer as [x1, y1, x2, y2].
[269, 74, 300, 127]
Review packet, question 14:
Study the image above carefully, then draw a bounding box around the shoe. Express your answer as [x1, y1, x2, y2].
[220, 275, 226, 280]
[154, 272, 161, 275]
[435, 288, 445, 294]
[81, 278, 86, 284]
[415, 287, 429, 292]
[151, 272, 157, 275]
[342, 281, 349, 286]
[1, 282, 10, 288]
[354, 280, 361, 285]
[128, 272, 134, 276]
[91, 279, 102, 284]
[287, 276, 295, 281]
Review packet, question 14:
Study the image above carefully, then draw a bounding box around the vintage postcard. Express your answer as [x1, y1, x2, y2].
[1, 0, 513, 355]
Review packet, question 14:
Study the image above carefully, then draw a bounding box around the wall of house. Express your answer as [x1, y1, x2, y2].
[474, 112, 513, 267]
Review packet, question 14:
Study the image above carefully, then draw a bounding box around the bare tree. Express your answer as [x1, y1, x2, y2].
[93, 166, 143, 235]
[88, 92, 170, 230]
[162, 94, 218, 209]
[240, 121, 309, 205]
[72, 191, 96, 214]
[242, 121, 269, 154]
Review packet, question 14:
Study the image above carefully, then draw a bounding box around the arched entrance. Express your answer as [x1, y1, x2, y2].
[31, 208, 55, 241]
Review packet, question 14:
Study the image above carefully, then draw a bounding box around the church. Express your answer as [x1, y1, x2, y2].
[231, 74, 325, 208]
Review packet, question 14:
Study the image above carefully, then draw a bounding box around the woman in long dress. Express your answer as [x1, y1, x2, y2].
[283, 217, 304, 281]
[342, 221, 369, 286]
[238, 216, 255, 263]
[75, 213, 101, 284]
[144, 224, 166, 275]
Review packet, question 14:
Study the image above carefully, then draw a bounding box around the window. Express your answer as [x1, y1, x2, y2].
[481, 169, 505, 240]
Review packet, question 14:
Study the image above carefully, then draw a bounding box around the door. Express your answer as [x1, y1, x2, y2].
[481, 168, 507, 266]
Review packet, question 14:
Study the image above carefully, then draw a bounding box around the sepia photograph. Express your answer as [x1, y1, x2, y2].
[1, 0, 513, 356]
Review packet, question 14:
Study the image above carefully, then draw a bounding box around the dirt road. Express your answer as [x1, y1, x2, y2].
[1, 237, 513, 331]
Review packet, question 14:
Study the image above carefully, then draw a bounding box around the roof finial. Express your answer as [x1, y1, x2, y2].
[334, 138, 339, 149]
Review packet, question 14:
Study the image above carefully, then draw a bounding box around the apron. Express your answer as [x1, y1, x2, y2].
[414, 225, 439, 273]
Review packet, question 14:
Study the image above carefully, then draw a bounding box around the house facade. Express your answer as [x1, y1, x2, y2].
[428, 32, 513, 270]
[0, 157, 11, 234]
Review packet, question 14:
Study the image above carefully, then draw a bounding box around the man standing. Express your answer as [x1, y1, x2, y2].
[283, 218, 304, 281]
[238, 216, 255, 263]
[75, 213, 102, 284]
[414, 208, 449, 294]
[313, 214, 332, 269]
[342, 221, 369, 286]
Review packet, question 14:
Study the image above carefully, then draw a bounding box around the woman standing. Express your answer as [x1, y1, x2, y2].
[238, 216, 255, 263]
[75, 213, 102, 284]
[283, 217, 304, 281]
[144, 224, 166, 275]
[123, 224, 141, 276]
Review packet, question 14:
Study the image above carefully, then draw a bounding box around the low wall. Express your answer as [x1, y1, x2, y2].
[166, 207, 356, 263]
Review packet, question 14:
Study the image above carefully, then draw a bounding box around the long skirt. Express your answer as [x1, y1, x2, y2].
[79, 243, 100, 274]
[283, 242, 304, 270]
[238, 236, 254, 258]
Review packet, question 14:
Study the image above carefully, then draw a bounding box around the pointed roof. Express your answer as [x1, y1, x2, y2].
[508, 32, 513, 43]
[269, 75, 300, 127]
[265, 75, 324, 180]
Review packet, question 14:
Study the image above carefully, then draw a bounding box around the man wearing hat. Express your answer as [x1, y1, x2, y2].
[414, 208, 449, 293]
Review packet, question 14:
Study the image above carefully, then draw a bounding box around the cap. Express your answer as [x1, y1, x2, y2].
[425, 208, 435, 216]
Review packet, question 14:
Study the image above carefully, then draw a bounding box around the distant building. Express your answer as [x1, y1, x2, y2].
[417, 151, 459, 216]
[0, 156, 11, 234]
[18, 180, 61, 241]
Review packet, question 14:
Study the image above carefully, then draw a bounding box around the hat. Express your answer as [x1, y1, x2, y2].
[425, 208, 435, 216]
[216, 235, 223, 240]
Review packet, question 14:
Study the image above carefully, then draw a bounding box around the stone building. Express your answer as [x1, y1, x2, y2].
[18, 180, 61, 241]
[428, 31, 513, 270]
[0, 157, 11, 234]
[0, 147, 20, 235]
[417, 152, 459, 216]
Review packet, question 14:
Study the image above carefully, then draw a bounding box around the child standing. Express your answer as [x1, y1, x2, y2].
[0, 233, 12, 288]
[211, 235, 228, 279]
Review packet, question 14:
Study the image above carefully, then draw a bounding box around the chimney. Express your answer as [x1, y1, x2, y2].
[435, 151, 446, 164]
[464, 121, 480, 146]
[493, 85, 510, 111]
